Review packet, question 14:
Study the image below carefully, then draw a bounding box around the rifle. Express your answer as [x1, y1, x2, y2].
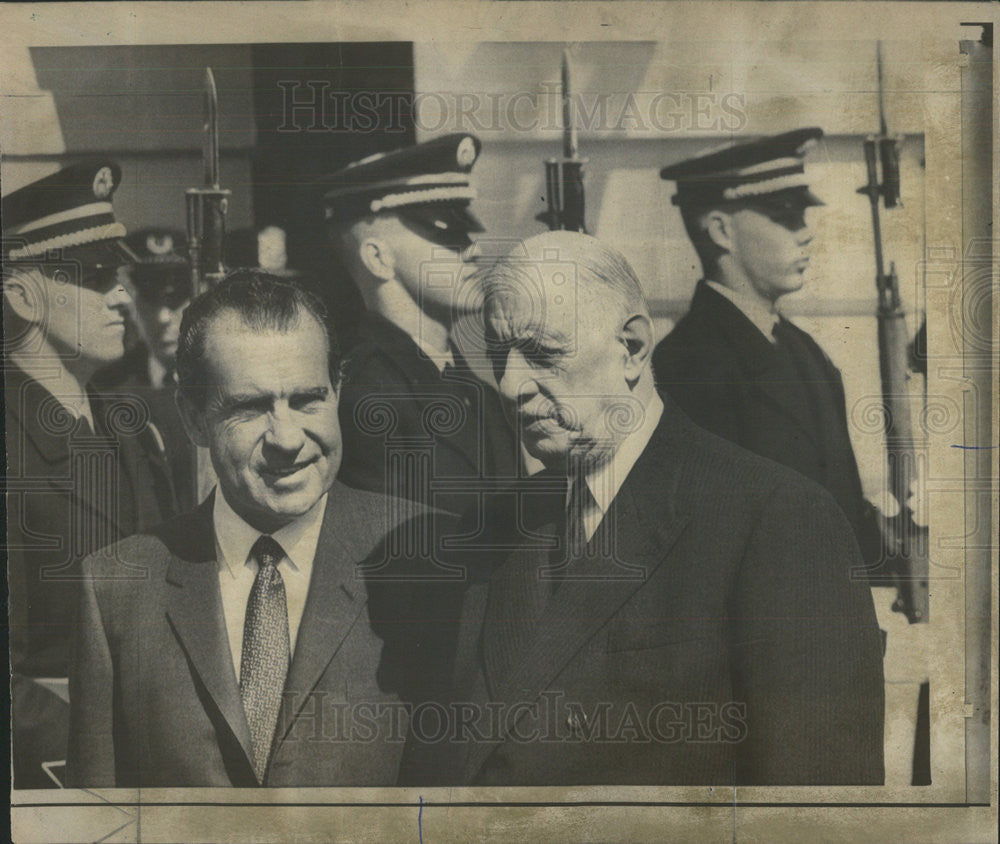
[186, 68, 231, 298]
[186, 68, 230, 502]
[857, 42, 929, 624]
[537, 49, 587, 233]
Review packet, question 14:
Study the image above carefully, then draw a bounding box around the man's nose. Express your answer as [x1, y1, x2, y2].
[107, 283, 132, 308]
[157, 306, 175, 325]
[263, 407, 306, 453]
[498, 349, 535, 403]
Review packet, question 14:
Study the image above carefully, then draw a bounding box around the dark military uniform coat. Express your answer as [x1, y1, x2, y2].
[5, 365, 177, 787]
[337, 311, 519, 516]
[94, 342, 197, 511]
[5, 364, 177, 677]
[652, 282, 882, 567]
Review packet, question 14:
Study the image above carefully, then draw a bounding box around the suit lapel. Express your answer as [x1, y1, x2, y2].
[163, 498, 254, 767]
[272, 484, 371, 744]
[467, 414, 693, 779]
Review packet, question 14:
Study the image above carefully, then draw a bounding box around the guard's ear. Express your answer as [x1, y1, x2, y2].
[175, 388, 210, 449]
[357, 235, 396, 283]
[703, 209, 735, 253]
[2, 266, 47, 325]
[619, 312, 654, 384]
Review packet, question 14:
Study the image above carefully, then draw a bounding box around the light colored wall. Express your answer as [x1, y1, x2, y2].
[2, 44, 258, 232]
[416, 39, 929, 503]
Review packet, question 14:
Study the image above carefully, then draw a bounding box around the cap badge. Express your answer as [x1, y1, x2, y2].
[92, 166, 115, 199]
[147, 233, 174, 255]
[456, 137, 476, 168]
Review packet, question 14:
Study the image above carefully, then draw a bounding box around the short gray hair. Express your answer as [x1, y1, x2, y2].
[480, 231, 648, 319]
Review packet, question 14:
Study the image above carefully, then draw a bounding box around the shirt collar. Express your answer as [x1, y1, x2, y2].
[147, 354, 169, 389]
[213, 488, 327, 579]
[705, 280, 780, 342]
[581, 393, 664, 515]
[410, 333, 455, 374]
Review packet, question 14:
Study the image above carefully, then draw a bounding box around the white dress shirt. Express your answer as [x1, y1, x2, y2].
[576, 393, 665, 542]
[705, 280, 780, 342]
[213, 490, 326, 681]
[147, 354, 171, 389]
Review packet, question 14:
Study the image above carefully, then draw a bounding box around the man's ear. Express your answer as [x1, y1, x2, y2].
[357, 235, 396, 283]
[703, 209, 734, 253]
[619, 312, 654, 383]
[175, 388, 210, 448]
[3, 267, 46, 325]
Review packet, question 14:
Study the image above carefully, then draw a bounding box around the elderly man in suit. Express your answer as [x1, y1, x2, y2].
[67, 270, 444, 787]
[420, 231, 884, 786]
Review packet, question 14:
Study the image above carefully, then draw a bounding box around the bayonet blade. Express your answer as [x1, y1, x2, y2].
[561, 49, 578, 160]
[204, 67, 221, 188]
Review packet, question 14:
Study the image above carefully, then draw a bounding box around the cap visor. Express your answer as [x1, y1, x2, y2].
[745, 186, 825, 212]
[399, 202, 485, 235]
[63, 237, 142, 268]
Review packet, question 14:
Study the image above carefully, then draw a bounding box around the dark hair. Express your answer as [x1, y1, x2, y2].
[176, 268, 341, 407]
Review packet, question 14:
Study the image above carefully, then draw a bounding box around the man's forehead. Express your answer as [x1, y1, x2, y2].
[202, 311, 328, 370]
[486, 286, 577, 340]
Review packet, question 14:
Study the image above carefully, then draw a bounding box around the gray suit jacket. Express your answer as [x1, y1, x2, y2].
[67, 481, 440, 787]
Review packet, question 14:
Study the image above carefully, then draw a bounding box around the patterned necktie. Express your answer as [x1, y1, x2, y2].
[240, 535, 290, 783]
[566, 473, 591, 559]
[772, 318, 796, 352]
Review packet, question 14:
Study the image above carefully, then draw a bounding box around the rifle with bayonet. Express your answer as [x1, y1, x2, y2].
[537, 49, 587, 233]
[186, 67, 231, 502]
[857, 41, 929, 624]
[186, 67, 231, 298]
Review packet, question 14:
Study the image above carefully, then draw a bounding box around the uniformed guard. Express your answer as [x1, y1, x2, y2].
[3, 162, 178, 787]
[321, 134, 519, 514]
[95, 226, 196, 508]
[652, 128, 883, 567]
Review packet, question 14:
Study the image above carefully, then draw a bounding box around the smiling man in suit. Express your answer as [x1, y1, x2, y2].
[67, 269, 441, 787]
[426, 231, 884, 786]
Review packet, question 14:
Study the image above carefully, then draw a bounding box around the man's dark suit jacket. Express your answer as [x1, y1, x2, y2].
[67, 481, 450, 787]
[421, 397, 884, 786]
[338, 311, 518, 513]
[652, 282, 882, 567]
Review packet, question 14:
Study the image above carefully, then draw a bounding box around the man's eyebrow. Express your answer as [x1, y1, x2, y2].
[516, 325, 572, 348]
[214, 385, 331, 413]
[217, 391, 273, 409]
[289, 385, 330, 398]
